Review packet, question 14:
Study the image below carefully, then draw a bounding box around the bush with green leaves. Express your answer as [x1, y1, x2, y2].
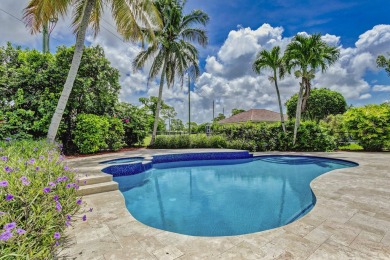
[73, 114, 109, 154]
[0, 139, 89, 258]
[343, 104, 390, 151]
[106, 117, 125, 151]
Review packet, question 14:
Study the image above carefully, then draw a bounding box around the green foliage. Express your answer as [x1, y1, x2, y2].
[286, 88, 347, 121]
[231, 108, 246, 116]
[171, 119, 185, 131]
[377, 54, 390, 77]
[0, 139, 89, 258]
[343, 104, 390, 151]
[106, 117, 125, 151]
[73, 114, 109, 154]
[320, 114, 349, 146]
[115, 103, 149, 146]
[0, 44, 121, 153]
[213, 113, 226, 122]
[338, 143, 364, 151]
[153, 121, 336, 152]
[139, 96, 171, 132]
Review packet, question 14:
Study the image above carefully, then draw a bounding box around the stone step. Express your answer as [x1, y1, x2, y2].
[77, 181, 118, 196]
[77, 175, 112, 186]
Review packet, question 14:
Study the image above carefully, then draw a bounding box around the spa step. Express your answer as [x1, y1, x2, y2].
[77, 181, 118, 196]
[78, 175, 112, 186]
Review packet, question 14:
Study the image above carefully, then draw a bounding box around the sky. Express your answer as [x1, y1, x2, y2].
[1, 0, 390, 123]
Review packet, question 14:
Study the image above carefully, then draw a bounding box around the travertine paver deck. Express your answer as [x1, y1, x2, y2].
[60, 149, 390, 259]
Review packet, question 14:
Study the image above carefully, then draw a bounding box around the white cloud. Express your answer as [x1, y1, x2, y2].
[359, 93, 372, 100]
[373, 85, 390, 92]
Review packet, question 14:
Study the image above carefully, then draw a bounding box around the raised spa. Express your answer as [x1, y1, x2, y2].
[111, 154, 357, 236]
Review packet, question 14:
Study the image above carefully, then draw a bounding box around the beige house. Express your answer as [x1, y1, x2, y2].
[218, 109, 287, 124]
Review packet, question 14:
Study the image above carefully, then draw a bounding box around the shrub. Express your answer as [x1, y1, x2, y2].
[73, 114, 109, 154]
[343, 104, 390, 151]
[106, 117, 125, 151]
[338, 143, 364, 151]
[0, 139, 89, 258]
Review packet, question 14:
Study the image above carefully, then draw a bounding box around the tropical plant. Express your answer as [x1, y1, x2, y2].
[286, 88, 347, 122]
[377, 53, 390, 76]
[23, 0, 160, 143]
[253, 46, 286, 132]
[284, 34, 340, 144]
[133, 0, 209, 145]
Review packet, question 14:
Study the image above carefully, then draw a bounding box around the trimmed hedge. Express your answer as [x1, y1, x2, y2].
[152, 121, 337, 152]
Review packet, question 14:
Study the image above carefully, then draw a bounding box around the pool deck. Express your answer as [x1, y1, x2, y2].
[60, 149, 390, 259]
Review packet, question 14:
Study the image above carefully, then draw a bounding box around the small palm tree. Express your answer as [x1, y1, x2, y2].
[24, 0, 160, 142]
[253, 46, 286, 133]
[284, 34, 340, 144]
[133, 0, 209, 145]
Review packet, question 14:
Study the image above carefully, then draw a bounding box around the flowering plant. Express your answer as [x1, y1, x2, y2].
[0, 139, 89, 258]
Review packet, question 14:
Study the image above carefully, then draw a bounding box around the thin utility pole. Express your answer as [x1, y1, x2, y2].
[188, 75, 191, 135]
[212, 100, 215, 121]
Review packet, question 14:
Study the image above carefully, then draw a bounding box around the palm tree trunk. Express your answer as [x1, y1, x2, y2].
[274, 70, 286, 133]
[150, 59, 167, 146]
[293, 78, 305, 145]
[47, 0, 95, 143]
[301, 79, 311, 112]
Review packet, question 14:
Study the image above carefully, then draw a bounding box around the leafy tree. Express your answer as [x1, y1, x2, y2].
[213, 113, 226, 122]
[284, 34, 340, 144]
[161, 106, 177, 131]
[253, 46, 286, 132]
[186, 121, 198, 132]
[171, 118, 185, 131]
[231, 108, 245, 116]
[139, 96, 170, 132]
[377, 54, 390, 76]
[343, 104, 390, 151]
[133, 0, 209, 145]
[23, 0, 159, 142]
[286, 88, 346, 122]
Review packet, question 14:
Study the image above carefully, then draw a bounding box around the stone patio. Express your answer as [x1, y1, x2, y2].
[60, 149, 390, 259]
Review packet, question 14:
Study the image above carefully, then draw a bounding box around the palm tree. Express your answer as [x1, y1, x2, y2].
[284, 34, 340, 144]
[23, 0, 160, 142]
[133, 0, 209, 146]
[253, 46, 286, 133]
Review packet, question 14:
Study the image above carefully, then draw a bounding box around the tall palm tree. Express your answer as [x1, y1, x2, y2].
[133, 0, 209, 146]
[253, 46, 286, 133]
[284, 34, 340, 144]
[23, 0, 160, 142]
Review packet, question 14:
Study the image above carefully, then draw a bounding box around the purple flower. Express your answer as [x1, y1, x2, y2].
[0, 212, 5, 216]
[65, 221, 71, 227]
[29, 158, 35, 164]
[0, 180, 8, 187]
[76, 199, 82, 205]
[83, 180, 87, 185]
[55, 241, 59, 246]
[82, 215, 87, 221]
[89, 208, 93, 212]
[1, 156, 7, 161]
[4, 222, 16, 230]
[43, 187, 51, 193]
[53, 195, 59, 201]
[0, 230, 12, 241]
[65, 183, 71, 189]
[39, 155, 45, 160]
[66, 214, 71, 220]
[64, 165, 69, 171]
[4, 166, 12, 173]
[54, 232, 60, 239]
[59, 155, 64, 161]
[33, 147, 38, 152]
[16, 228, 26, 235]
[5, 137, 11, 141]
[55, 201, 62, 212]
[20, 176, 30, 186]
[35, 166, 40, 171]
[5, 194, 14, 201]
[49, 182, 56, 187]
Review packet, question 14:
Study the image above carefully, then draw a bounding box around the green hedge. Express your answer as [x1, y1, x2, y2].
[343, 104, 390, 151]
[152, 121, 337, 152]
[0, 139, 90, 258]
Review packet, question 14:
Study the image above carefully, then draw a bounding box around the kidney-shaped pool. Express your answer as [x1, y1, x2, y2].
[113, 155, 357, 236]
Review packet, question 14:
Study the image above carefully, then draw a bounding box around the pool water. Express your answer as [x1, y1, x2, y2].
[114, 156, 356, 236]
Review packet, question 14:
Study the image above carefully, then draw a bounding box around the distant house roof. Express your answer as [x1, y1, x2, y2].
[218, 109, 287, 124]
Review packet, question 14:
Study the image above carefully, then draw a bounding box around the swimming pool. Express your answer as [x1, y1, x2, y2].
[113, 155, 357, 236]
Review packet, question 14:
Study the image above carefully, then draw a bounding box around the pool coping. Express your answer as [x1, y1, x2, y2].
[62, 149, 390, 259]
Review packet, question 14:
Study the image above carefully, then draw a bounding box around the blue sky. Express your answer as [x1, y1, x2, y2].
[0, 0, 390, 122]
